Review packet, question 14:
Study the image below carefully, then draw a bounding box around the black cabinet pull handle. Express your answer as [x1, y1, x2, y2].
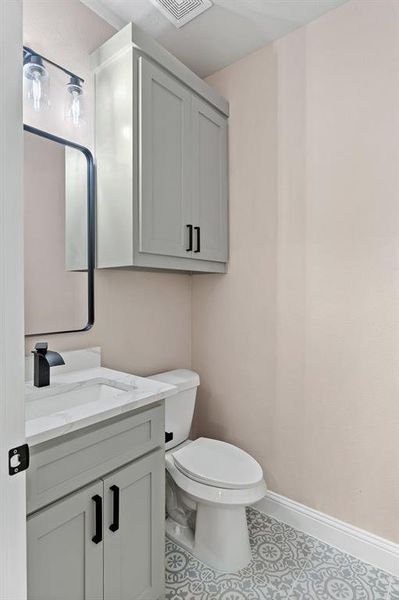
[186, 224, 193, 252]
[109, 485, 120, 533]
[194, 226, 201, 253]
[92, 495, 103, 544]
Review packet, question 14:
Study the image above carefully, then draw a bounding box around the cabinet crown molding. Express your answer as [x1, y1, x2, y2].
[91, 21, 229, 117]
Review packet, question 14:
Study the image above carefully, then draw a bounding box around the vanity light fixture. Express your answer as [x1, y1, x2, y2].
[23, 46, 85, 126]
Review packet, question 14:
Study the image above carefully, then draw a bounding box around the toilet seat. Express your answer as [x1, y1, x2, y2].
[166, 451, 267, 508]
[172, 437, 264, 490]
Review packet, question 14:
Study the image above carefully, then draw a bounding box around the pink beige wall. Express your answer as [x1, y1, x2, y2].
[25, 0, 399, 542]
[23, 0, 191, 374]
[193, 0, 399, 543]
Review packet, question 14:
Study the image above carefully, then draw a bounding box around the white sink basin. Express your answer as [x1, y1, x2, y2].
[24, 365, 176, 446]
[25, 379, 133, 421]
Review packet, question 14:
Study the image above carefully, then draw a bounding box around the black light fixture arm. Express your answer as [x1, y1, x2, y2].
[23, 46, 84, 84]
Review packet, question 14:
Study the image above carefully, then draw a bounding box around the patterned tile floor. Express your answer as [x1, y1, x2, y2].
[165, 507, 398, 600]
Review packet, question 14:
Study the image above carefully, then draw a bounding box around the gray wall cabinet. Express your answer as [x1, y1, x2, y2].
[191, 96, 228, 263]
[92, 23, 229, 273]
[27, 405, 165, 600]
[139, 57, 192, 260]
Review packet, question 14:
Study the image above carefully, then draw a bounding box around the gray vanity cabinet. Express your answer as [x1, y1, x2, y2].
[103, 451, 164, 600]
[27, 481, 103, 600]
[27, 404, 165, 600]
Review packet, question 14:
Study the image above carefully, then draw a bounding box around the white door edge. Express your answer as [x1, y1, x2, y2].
[0, 1, 27, 598]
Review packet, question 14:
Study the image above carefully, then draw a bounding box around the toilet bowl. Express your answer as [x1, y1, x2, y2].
[149, 370, 267, 573]
[166, 437, 267, 572]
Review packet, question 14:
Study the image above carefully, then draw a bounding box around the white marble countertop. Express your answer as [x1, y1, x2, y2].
[25, 366, 176, 447]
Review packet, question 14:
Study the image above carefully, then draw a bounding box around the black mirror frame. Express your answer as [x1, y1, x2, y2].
[24, 124, 95, 336]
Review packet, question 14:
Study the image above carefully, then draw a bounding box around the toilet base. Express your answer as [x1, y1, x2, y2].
[167, 503, 252, 573]
[195, 503, 252, 572]
[166, 516, 195, 552]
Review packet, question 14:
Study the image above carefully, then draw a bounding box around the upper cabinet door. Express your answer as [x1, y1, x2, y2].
[139, 57, 192, 259]
[191, 97, 228, 262]
[27, 481, 104, 600]
[103, 450, 164, 600]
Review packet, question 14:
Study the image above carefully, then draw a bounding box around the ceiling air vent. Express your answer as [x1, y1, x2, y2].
[150, 0, 213, 29]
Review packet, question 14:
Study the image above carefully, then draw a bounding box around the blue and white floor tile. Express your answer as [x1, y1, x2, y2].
[165, 538, 213, 599]
[289, 541, 391, 600]
[165, 507, 397, 600]
[389, 577, 399, 600]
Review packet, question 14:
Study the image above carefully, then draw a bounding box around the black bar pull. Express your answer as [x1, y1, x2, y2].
[186, 224, 193, 252]
[92, 495, 103, 544]
[194, 226, 201, 253]
[109, 485, 120, 533]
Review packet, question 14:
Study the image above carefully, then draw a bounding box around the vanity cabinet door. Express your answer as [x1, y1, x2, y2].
[103, 450, 165, 600]
[191, 96, 228, 262]
[139, 56, 192, 260]
[27, 481, 103, 600]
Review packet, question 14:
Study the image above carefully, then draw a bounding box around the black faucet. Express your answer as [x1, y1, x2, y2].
[32, 342, 65, 388]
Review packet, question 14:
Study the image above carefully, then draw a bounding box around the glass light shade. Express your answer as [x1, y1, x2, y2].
[65, 77, 84, 127]
[23, 56, 50, 112]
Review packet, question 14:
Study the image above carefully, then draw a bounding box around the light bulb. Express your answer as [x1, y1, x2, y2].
[65, 77, 84, 127]
[23, 55, 49, 112]
[32, 71, 42, 111]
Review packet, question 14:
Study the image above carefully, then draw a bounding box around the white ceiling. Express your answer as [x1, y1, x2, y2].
[81, 0, 348, 78]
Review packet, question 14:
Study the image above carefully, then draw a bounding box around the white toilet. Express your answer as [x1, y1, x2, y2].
[150, 369, 267, 573]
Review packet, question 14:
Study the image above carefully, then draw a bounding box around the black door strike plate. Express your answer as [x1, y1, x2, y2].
[8, 444, 30, 476]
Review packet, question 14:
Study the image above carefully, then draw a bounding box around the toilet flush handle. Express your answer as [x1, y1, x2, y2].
[165, 431, 174, 444]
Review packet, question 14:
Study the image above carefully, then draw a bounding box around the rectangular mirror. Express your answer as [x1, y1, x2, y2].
[24, 125, 94, 336]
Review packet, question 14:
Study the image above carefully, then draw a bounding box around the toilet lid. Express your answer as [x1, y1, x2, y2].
[172, 438, 264, 490]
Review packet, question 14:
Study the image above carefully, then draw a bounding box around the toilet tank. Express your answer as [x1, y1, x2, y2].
[148, 369, 200, 450]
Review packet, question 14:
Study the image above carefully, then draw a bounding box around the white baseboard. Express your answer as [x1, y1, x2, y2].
[255, 491, 399, 577]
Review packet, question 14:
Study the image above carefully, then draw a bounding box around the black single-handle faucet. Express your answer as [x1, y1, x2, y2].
[32, 342, 65, 388]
